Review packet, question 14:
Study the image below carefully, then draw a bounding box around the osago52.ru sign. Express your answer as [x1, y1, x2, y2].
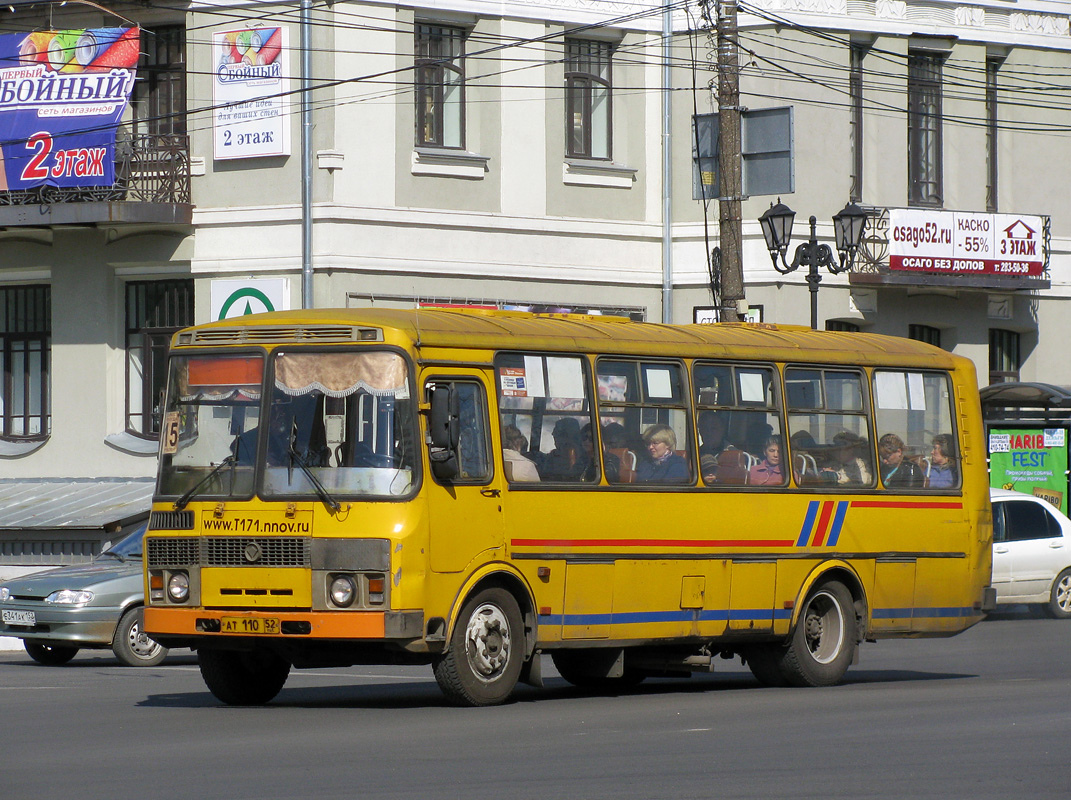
[889, 209, 1044, 277]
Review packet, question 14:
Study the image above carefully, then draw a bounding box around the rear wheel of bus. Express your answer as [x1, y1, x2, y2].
[199, 648, 292, 705]
[433, 587, 525, 707]
[781, 580, 857, 687]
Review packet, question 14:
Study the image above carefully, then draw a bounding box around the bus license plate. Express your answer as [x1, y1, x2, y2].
[221, 616, 280, 635]
[2, 609, 35, 626]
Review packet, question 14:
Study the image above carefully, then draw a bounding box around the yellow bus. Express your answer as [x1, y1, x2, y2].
[143, 308, 993, 706]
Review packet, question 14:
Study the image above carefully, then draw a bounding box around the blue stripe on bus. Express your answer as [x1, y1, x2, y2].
[826, 501, 850, 547]
[541, 606, 979, 625]
[796, 500, 820, 547]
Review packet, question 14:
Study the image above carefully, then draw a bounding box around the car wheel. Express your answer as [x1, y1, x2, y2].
[111, 608, 168, 667]
[1044, 569, 1071, 619]
[199, 648, 291, 705]
[433, 587, 525, 706]
[780, 580, 858, 687]
[24, 641, 79, 666]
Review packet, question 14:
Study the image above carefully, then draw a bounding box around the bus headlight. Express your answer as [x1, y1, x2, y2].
[167, 572, 190, 603]
[329, 575, 357, 608]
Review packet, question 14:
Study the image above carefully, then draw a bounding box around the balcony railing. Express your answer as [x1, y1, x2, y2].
[0, 127, 190, 207]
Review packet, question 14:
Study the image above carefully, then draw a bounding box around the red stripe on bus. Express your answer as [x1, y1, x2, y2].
[510, 538, 796, 548]
[850, 501, 963, 509]
[811, 501, 835, 547]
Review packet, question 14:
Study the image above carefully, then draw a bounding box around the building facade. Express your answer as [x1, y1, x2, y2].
[0, 0, 1068, 502]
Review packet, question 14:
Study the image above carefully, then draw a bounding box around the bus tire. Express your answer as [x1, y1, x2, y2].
[1044, 569, 1071, 619]
[25, 641, 79, 666]
[741, 645, 790, 687]
[111, 608, 168, 667]
[550, 650, 646, 690]
[433, 587, 524, 706]
[199, 648, 291, 705]
[780, 580, 857, 687]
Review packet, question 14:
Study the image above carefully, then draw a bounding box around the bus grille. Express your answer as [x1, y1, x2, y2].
[147, 537, 200, 567]
[149, 510, 195, 530]
[203, 537, 310, 567]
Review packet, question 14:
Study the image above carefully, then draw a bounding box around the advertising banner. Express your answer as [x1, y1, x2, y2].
[0, 27, 139, 190]
[889, 209, 1045, 278]
[213, 27, 290, 160]
[989, 427, 1068, 514]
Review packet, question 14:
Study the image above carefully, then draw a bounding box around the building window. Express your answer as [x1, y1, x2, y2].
[989, 328, 1020, 384]
[0, 286, 50, 440]
[986, 57, 1001, 212]
[908, 51, 944, 207]
[133, 25, 186, 138]
[126, 280, 194, 437]
[849, 43, 867, 203]
[565, 39, 613, 160]
[415, 24, 466, 149]
[826, 321, 860, 333]
[692, 107, 793, 200]
[909, 324, 942, 348]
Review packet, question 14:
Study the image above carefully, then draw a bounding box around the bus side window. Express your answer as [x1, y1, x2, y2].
[455, 382, 492, 482]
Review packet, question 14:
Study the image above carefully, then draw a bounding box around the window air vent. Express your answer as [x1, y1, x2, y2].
[188, 326, 380, 345]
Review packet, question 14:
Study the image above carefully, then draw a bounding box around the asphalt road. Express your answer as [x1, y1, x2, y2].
[2, 607, 1068, 800]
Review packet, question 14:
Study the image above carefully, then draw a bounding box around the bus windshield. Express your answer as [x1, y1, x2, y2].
[158, 350, 417, 501]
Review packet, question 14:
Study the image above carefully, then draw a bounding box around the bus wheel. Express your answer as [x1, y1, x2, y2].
[781, 581, 857, 687]
[741, 645, 789, 687]
[199, 648, 291, 705]
[550, 651, 646, 690]
[1045, 569, 1071, 619]
[433, 588, 524, 706]
[25, 641, 79, 666]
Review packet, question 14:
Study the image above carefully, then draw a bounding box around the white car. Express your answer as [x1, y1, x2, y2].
[990, 488, 1071, 618]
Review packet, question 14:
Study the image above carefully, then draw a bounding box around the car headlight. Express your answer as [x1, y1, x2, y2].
[45, 589, 94, 605]
[167, 572, 190, 603]
[0, 587, 9, 601]
[329, 575, 357, 608]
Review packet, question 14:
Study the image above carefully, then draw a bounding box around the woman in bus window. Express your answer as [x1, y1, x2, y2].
[502, 425, 540, 482]
[637, 424, 689, 484]
[748, 435, 787, 486]
[878, 433, 925, 489]
[927, 434, 958, 489]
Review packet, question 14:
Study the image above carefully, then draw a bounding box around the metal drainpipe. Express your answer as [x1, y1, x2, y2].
[300, 0, 314, 309]
[661, 4, 673, 324]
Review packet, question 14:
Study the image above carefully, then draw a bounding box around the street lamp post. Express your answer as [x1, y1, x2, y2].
[757, 202, 868, 330]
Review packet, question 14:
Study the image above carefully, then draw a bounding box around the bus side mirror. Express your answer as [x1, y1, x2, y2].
[429, 384, 460, 480]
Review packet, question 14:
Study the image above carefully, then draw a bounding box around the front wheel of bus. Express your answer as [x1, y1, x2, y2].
[433, 587, 525, 707]
[781, 581, 857, 688]
[199, 648, 291, 705]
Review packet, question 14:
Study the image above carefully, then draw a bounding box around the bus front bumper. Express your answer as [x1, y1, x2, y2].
[143, 607, 424, 644]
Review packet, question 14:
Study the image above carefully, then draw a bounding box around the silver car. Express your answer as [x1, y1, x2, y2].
[0, 523, 167, 666]
[991, 488, 1071, 618]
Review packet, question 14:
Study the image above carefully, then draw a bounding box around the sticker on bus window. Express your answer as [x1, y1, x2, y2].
[500, 367, 528, 397]
[645, 367, 674, 399]
[875, 372, 908, 410]
[547, 357, 584, 400]
[739, 372, 766, 403]
[162, 412, 180, 455]
[598, 375, 627, 402]
[907, 373, 926, 410]
[523, 355, 546, 397]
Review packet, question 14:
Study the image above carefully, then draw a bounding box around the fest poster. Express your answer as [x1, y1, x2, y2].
[989, 427, 1069, 514]
[0, 27, 139, 190]
[213, 27, 290, 160]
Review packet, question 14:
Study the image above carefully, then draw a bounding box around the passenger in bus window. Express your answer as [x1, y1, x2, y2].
[749, 435, 786, 486]
[600, 422, 634, 483]
[637, 424, 689, 484]
[697, 411, 733, 460]
[828, 431, 874, 486]
[927, 434, 958, 489]
[878, 433, 925, 488]
[540, 417, 589, 481]
[501, 425, 540, 482]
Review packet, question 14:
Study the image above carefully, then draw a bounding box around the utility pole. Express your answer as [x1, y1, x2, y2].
[716, 0, 745, 321]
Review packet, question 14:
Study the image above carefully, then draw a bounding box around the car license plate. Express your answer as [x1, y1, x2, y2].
[2, 609, 35, 626]
[221, 616, 280, 635]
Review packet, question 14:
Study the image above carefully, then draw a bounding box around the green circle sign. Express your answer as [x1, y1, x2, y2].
[218, 287, 276, 320]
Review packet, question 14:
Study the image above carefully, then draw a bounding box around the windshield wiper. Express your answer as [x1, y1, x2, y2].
[288, 447, 342, 514]
[174, 455, 236, 510]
